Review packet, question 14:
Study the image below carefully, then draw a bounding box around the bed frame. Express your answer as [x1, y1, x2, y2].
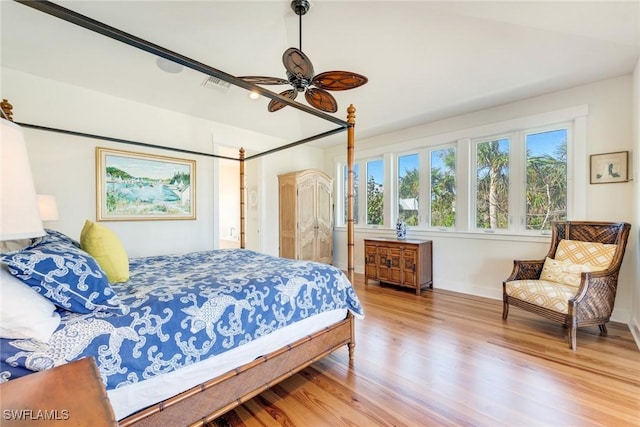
[120, 315, 355, 427]
[119, 105, 358, 427]
[5, 2, 359, 426]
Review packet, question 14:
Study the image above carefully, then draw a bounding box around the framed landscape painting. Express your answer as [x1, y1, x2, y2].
[96, 147, 196, 221]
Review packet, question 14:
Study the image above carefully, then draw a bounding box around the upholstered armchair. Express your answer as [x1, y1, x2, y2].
[503, 221, 631, 350]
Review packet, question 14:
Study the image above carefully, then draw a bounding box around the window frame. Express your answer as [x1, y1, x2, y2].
[471, 132, 514, 233]
[470, 123, 573, 235]
[520, 122, 573, 234]
[364, 157, 385, 227]
[334, 105, 586, 238]
[427, 143, 458, 231]
[396, 151, 421, 227]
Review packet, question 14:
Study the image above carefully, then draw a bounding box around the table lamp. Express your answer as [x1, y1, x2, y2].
[1, 117, 45, 241]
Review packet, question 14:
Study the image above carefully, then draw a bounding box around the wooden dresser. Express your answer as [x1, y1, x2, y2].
[0, 357, 117, 426]
[364, 238, 433, 295]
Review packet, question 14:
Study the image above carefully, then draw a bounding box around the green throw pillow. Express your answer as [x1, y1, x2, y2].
[80, 220, 129, 283]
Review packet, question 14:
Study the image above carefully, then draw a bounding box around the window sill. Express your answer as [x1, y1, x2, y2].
[334, 226, 552, 243]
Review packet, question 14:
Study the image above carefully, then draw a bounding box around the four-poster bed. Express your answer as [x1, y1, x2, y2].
[0, 1, 360, 426]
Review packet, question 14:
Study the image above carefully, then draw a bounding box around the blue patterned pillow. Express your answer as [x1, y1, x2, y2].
[0, 239, 124, 314]
[22, 229, 81, 250]
[43, 228, 81, 248]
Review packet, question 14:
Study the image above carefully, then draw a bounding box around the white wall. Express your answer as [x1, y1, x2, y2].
[27, 128, 214, 257]
[2, 67, 335, 259]
[2, 67, 284, 257]
[325, 75, 636, 324]
[218, 159, 240, 247]
[631, 59, 640, 345]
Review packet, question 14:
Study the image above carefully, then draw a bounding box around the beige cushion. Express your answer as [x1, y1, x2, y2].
[555, 239, 616, 268]
[540, 257, 605, 288]
[505, 279, 578, 314]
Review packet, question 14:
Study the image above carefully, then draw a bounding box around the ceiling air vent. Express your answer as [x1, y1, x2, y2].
[201, 76, 231, 91]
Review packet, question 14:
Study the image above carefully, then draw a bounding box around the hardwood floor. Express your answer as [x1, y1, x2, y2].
[209, 274, 640, 427]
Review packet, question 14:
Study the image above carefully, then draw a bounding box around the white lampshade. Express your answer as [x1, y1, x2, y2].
[37, 194, 59, 222]
[1, 118, 45, 240]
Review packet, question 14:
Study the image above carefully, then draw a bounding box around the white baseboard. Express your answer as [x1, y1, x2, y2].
[630, 315, 640, 351]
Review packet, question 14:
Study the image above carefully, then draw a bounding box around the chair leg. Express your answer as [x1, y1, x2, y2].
[569, 326, 577, 351]
[502, 300, 509, 320]
[599, 324, 608, 335]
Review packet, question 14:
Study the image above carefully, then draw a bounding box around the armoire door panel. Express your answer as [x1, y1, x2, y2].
[316, 180, 333, 230]
[297, 177, 316, 238]
[279, 169, 334, 264]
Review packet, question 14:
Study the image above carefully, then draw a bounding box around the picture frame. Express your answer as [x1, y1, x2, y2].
[589, 151, 629, 184]
[96, 147, 196, 221]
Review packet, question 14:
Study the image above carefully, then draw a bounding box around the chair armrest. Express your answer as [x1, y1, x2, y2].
[570, 271, 618, 319]
[504, 259, 545, 282]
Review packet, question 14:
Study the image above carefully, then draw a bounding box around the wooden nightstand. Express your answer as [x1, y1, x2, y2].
[0, 357, 117, 426]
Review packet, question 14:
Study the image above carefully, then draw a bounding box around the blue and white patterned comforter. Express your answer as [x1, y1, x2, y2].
[0, 249, 364, 390]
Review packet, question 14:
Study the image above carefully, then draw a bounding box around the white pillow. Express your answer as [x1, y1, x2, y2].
[540, 257, 605, 288]
[1, 265, 61, 342]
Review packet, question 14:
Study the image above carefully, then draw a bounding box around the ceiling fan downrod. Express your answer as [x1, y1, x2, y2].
[291, 0, 310, 52]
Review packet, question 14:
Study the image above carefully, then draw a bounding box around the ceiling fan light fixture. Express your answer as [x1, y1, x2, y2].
[156, 57, 183, 74]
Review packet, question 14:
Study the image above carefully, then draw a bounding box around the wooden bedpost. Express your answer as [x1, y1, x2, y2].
[1, 99, 14, 121]
[239, 147, 246, 249]
[346, 105, 356, 284]
[346, 105, 356, 363]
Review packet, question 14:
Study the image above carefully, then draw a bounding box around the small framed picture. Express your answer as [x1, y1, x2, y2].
[589, 151, 629, 184]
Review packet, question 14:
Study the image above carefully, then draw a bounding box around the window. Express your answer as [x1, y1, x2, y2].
[398, 154, 419, 226]
[430, 147, 456, 228]
[525, 129, 567, 230]
[336, 107, 580, 235]
[343, 164, 359, 225]
[475, 137, 510, 230]
[472, 126, 569, 233]
[366, 159, 384, 225]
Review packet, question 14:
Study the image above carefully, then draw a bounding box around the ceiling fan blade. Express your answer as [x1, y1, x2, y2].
[312, 71, 368, 91]
[267, 89, 298, 112]
[282, 47, 314, 80]
[239, 76, 289, 85]
[305, 88, 338, 113]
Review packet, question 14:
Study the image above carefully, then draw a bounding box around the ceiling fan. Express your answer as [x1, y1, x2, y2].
[239, 0, 368, 113]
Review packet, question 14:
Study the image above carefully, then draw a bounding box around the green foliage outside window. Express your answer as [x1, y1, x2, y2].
[476, 139, 509, 229]
[367, 175, 384, 225]
[398, 156, 419, 226]
[343, 165, 359, 224]
[526, 132, 567, 230]
[430, 148, 456, 227]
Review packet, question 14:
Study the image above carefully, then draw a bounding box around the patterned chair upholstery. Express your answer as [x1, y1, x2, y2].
[503, 221, 631, 350]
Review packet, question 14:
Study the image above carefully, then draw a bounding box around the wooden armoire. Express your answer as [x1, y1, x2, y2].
[278, 169, 334, 264]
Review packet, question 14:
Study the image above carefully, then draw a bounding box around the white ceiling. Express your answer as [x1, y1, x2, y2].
[2, 1, 639, 150]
